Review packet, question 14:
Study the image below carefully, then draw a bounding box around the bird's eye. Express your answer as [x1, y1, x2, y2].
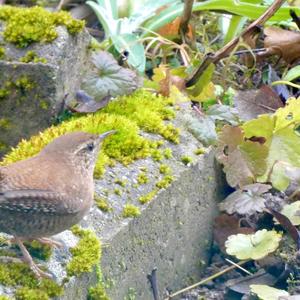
[86, 143, 95, 151]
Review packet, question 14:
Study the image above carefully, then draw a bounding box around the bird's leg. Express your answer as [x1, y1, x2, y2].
[36, 237, 63, 248]
[15, 237, 52, 279]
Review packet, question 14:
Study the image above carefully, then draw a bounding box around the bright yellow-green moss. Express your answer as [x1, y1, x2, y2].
[88, 283, 110, 300]
[0, 295, 10, 300]
[15, 287, 49, 300]
[114, 178, 126, 187]
[1, 90, 178, 178]
[19, 51, 47, 63]
[137, 172, 148, 184]
[151, 149, 163, 162]
[159, 164, 171, 175]
[0, 6, 84, 48]
[95, 195, 111, 212]
[163, 148, 173, 159]
[194, 148, 206, 155]
[181, 156, 192, 165]
[122, 204, 141, 218]
[67, 226, 101, 277]
[15, 76, 35, 91]
[156, 175, 174, 189]
[0, 47, 5, 59]
[0, 88, 9, 100]
[102, 90, 179, 143]
[0, 118, 11, 129]
[139, 189, 158, 204]
[114, 188, 121, 196]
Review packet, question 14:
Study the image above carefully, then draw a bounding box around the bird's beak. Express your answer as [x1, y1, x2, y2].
[98, 130, 117, 141]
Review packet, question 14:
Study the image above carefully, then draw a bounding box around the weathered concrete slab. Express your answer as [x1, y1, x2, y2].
[0, 26, 91, 156]
[57, 107, 224, 299]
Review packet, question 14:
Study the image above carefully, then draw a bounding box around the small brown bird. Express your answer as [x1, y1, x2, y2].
[0, 131, 115, 277]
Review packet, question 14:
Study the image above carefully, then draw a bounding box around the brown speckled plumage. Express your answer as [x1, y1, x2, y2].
[0, 131, 114, 277]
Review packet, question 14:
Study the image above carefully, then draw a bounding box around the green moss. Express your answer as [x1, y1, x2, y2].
[0, 296, 10, 300]
[194, 148, 205, 155]
[139, 189, 158, 204]
[95, 195, 111, 212]
[15, 287, 49, 300]
[114, 178, 126, 187]
[88, 283, 110, 300]
[15, 76, 35, 91]
[0, 6, 84, 47]
[39, 100, 49, 110]
[114, 188, 121, 196]
[24, 240, 52, 261]
[0, 88, 9, 100]
[151, 149, 163, 161]
[181, 156, 192, 165]
[0, 47, 5, 60]
[156, 175, 173, 189]
[159, 164, 171, 175]
[67, 226, 101, 277]
[1, 90, 177, 179]
[163, 148, 173, 159]
[122, 204, 141, 218]
[137, 172, 148, 184]
[0, 118, 11, 129]
[19, 51, 47, 63]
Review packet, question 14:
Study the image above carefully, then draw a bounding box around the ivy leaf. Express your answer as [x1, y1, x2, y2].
[81, 51, 142, 101]
[243, 98, 300, 190]
[225, 229, 282, 260]
[250, 285, 289, 300]
[220, 183, 271, 215]
[183, 114, 217, 146]
[279, 201, 300, 226]
[206, 104, 240, 126]
[216, 125, 268, 188]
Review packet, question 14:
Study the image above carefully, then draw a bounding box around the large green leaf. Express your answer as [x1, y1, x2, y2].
[243, 98, 300, 190]
[81, 51, 141, 100]
[225, 229, 282, 260]
[282, 65, 300, 82]
[111, 33, 146, 73]
[250, 285, 289, 300]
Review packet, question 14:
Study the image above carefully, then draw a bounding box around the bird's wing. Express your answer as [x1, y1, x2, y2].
[0, 189, 79, 215]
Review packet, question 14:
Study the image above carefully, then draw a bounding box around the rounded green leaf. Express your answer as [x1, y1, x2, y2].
[279, 201, 300, 226]
[225, 229, 282, 260]
[250, 285, 289, 300]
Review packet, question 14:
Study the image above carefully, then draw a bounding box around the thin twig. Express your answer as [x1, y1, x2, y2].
[164, 260, 250, 299]
[225, 258, 252, 275]
[185, 0, 286, 87]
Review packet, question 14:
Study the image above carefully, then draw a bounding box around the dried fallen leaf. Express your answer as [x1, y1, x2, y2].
[214, 214, 254, 252]
[261, 27, 300, 64]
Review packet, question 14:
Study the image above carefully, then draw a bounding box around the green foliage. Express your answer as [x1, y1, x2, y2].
[279, 201, 300, 226]
[122, 204, 141, 218]
[88, 283, 110, 300]
[225, 229, 282, 260]
[250, 285, 289, 300]
[1, 90, 178, 178]
[137, 172, 148, 184]
[0, 47, 5, 60]
[181, 156, 192, 165]
[19, 51, 47, 63]
[139, 189, 158, 204]
[0, 5, 84, 47]
[94, 195, 111, 212]
[156, 175, 173, 189]
[159, 164, 170, 175]
[67, 226, 101, 276]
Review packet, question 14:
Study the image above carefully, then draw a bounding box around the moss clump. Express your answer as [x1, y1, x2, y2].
[0, 118, 11, 130]
[0, 296, 10, 300]
[122, 204, 141, 218]
[95, 195, 111, 212]
[88, 283, 110, 300]
[139, 189, 158, 204]
[114, 178, 126, 187]
[181, 156, 192, 165]
[1, 90, 177, 178]
[0, 6, 84, 47]
[114, 188, 121, 196]
[159, 164, 171, 175]
[163, 148, 173, 159]
[151, 149, 163, 162]
[102, 90, 179, 143]
[0, 88, 9, 100]
[137, 172, 148, 184]
[24, 240, 52, 261]
[19, 51, 47, 63]
[194, 148, 205, 155]
[156, 175, 173, 189]
[0, 47, 5, 59]
[15, 76, 35, 91]
[67, 226, 101, 277]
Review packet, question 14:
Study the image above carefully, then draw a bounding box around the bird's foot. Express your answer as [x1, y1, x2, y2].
[15, 237, 53, 279]
[36, 237, 63, 248]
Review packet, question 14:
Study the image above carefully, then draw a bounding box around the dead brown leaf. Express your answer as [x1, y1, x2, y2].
[260, 26, 300, 64]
